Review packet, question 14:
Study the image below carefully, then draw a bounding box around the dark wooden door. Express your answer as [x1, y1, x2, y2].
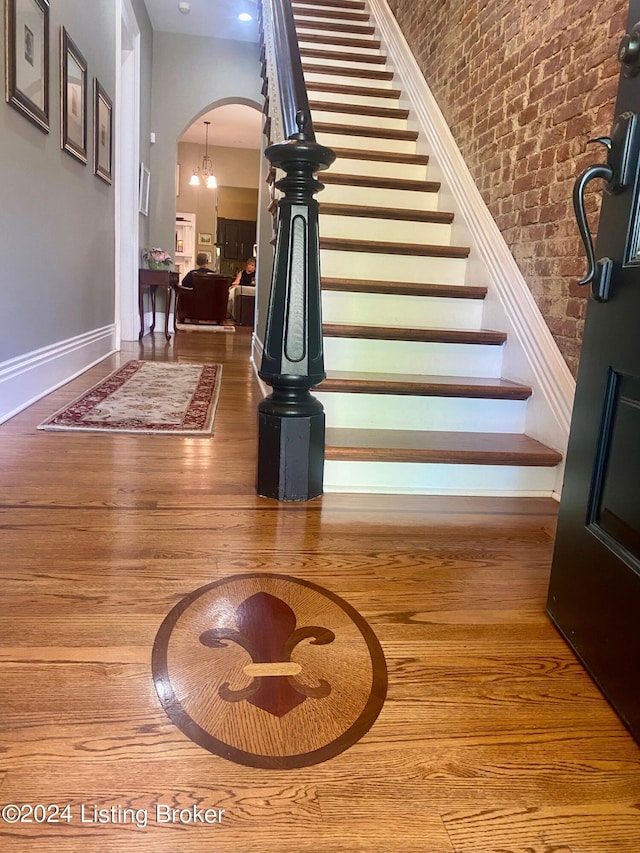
[547, 1, 640, 741]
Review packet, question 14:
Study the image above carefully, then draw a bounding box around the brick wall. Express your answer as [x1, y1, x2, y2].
[386, 0, 627, 376]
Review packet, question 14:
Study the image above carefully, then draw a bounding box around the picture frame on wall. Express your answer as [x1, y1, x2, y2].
[198, 233, 212, 245]
[4, 0, 50, 132]
[202, 251, 212, 263]
[139, 163, 150, 216]
[60, 28, 87, 163]
[94, 79, 113, 184]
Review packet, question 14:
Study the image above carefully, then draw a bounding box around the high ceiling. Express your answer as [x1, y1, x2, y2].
[142, 0, 262, 149]
[143, 0, 259, 43]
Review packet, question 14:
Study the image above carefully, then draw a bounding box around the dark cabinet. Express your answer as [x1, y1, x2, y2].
[217, 218, 256, 261]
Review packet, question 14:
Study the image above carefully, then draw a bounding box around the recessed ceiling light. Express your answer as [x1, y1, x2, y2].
[238, 12, 252, 22]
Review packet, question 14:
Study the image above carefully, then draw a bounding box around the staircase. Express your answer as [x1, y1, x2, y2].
[268, 0, 564, 496]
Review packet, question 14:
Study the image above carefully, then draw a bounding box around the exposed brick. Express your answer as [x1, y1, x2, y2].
[387, 0, 625, 376]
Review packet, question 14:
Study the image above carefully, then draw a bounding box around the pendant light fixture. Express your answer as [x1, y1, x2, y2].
[189, 121, 217, 188]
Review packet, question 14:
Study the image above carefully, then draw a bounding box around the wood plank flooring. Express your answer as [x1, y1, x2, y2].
[0, 329, 638, 852]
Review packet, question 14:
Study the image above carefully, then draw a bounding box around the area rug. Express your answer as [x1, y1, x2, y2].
[37, 360, 222, 435]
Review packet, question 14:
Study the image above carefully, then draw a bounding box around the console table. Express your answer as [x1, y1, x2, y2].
[138, 269, 179, 341]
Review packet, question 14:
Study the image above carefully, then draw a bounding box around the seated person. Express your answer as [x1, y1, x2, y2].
[228, 257, 256, 319]
[181, 252, 215, 289]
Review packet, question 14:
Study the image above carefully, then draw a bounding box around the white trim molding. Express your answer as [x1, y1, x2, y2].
[368, 0, 576, 495]
[0, 326, 117, 424]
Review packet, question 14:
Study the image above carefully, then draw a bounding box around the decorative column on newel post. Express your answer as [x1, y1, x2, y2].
[257, 112, 336, 501]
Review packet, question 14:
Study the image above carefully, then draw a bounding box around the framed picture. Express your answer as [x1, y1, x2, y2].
[94, 78, 113, 184]
[198, 233, 212, 245]
[60, 28, 87, 163]
[202, 251, 212, 263]
[4, 0, 50, 132]
[138, 163, 150, 215]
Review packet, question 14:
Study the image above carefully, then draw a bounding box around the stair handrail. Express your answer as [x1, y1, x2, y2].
[269, 0, 315, 141]
[256, 0, 336, 501]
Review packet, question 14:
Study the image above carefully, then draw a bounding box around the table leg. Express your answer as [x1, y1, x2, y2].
[138, 284, 145, 340]
[150, 285, 157, 333]
[165, 286, 172, 341]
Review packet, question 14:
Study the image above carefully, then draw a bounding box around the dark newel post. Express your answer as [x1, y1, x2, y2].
[257, 112, 336, 501]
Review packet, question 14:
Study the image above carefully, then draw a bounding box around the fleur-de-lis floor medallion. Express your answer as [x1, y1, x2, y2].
[152, 573, 387, 769]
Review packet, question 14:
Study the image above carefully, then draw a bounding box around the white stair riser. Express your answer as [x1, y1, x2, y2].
[307, 89, 401, 109]
[321, 249, 465, 283]
[319, 183, 437, 210]
[316, 130, 416, 155]
[318, 392, 527, 432]
[328, 156, 428, 181]
[323, 338, 503, 377]
[301, 55, 387, 72]
[294, 12, 370, 24]
[298, 38, 381, 57]
[293, 2, 368, 11]
[296, 26, 376, 43]
[312, 108, 407, 131]
[323, 460, 558, 496]
[304, 70, 395, 90]
[321, 291, 483, 329]
[319, 213, 450, 245]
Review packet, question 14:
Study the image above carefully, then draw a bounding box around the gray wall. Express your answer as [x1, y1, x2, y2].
[148, 32, 262, 258]
[134, 0, 153, 253]
[0, 0, 152, 363]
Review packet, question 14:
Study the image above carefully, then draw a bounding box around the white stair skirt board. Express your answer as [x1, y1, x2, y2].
[323, 338, 504, 377]
[311, 109, 407, 131]
[323, 460, 558, 497]
[320, 250, 465, 284]
[319, 183, 439, 210]
[319, 213, 451, 245]
[321, 291, 483, 330]
[0, 325, 117, 424]
[325, 156, 429, 181]
[316, 131, 417, 155]
[317, 392, 528, 432]
[303, 70, 396, 90]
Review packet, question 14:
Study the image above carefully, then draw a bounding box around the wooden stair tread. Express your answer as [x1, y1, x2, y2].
[321, 173, 435, 191]
[322, 324, 507, 345]
[320, 203, 453, 224]
[300, 47, 387, 65]
[306, 82, 402, 99]
[293, 7, 370, 22]
[310, 100, 409, 119]
[325, 429, 563, 466]
[320, 236, 468, 258]
[294, 18, 375, 34]
[303, 63, 394, 81]
[298, 33, 381, 50]
[315, 122, 417, 141]
[319, 371, 532, 400]
[322, 278, 487, 299]
[331, 147, 429, 165]
[294, 0, 366, 10]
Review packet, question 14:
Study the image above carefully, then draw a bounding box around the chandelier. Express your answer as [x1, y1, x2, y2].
[189, 120, 217, 188]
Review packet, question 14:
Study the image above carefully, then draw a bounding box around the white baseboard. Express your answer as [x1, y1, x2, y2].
[0, 325, 117, 424]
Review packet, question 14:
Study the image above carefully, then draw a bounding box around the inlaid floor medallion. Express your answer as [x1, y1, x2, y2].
[152, 573, 388, 768]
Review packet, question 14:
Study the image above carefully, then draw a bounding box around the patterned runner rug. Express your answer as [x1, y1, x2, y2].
[38, 360, 222, 434]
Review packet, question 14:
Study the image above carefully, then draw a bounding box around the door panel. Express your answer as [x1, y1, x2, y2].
[547, 0, 640, 740]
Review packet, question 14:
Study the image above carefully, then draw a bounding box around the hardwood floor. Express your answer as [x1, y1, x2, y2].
[1, 329, 638, 852]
